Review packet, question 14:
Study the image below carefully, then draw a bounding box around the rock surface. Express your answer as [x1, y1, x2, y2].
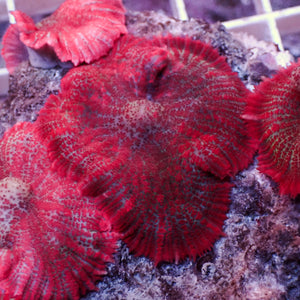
[83, 162, 300, 299]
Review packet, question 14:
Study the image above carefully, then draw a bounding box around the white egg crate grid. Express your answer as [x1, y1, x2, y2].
[1, 0, 300, 95]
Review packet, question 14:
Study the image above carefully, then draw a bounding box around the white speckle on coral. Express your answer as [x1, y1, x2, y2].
[123, 99, 164, 128]
[0, 177, 30, 246]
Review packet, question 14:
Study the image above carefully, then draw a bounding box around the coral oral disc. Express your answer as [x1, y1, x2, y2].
[1, 0, 127, 72]
[244, 60, 300, 197]
[0, 122, 119, 299]
[0, 177, 30, 248]
[36, 35, 255, 264]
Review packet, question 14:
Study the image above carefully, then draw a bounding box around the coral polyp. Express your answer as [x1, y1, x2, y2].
[0, 122, 119, 299]
[244, 60, 300, 197]
[1, 0, 127, 72]
[36, 35, 255, 264]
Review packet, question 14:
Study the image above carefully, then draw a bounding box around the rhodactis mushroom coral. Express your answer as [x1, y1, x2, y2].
[0, 122, 119, 299]
[244, 60, 300, 198]
[36, 35, 256, 264]
[1, 0, 127, 73]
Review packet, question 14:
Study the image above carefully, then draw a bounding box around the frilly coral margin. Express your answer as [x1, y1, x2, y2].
[243, 60, 300, 198]
[36, 35, 255, 264]
[0, 122, 119, 299]
[1, 0, 127, 71]
[0, 22, 28, 74]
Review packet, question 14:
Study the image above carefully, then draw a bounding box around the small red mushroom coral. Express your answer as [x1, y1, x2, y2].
[36, 34, 255, 264]
[1, 0, 127, 72]
[0, 122, 119, 299]
[243, 60, 300, 198]
[0, 22, 29, 74]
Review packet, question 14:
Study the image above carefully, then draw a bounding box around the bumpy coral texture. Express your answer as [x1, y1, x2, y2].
[36, 35, 255, 264]
[0, 122, 119, 299]
[1, 0, 127, 71]
[243, 61, 300, 198]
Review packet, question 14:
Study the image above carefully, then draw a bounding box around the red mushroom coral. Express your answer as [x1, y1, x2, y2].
[1, 0, 127, 72]
[243, 61, 300, 198]
[0, 122, 119, 299]
[36, 35, 255, 264]
[0, 22, 29, 74]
